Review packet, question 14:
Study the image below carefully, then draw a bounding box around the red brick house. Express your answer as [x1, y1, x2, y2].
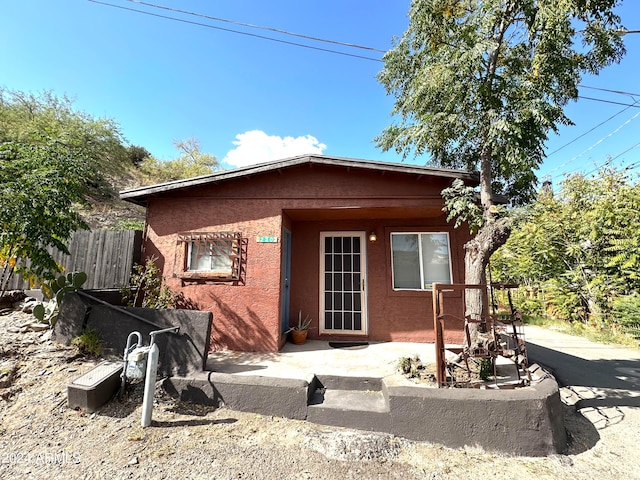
[121, 155, 477, 352]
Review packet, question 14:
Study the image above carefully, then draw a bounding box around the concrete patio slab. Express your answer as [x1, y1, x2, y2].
[205, 340, 442, 383]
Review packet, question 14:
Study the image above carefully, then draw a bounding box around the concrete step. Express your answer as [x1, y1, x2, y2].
[307, 388, 391, 433]
[315, 374, 383, 391]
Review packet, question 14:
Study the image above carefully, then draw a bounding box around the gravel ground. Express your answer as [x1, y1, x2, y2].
[2, 308, 639, 480]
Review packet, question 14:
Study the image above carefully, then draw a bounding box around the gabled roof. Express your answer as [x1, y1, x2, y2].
[120, 154, 479, 206]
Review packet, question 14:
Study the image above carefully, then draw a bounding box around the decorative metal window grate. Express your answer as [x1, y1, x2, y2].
[175, 232, 245, 282]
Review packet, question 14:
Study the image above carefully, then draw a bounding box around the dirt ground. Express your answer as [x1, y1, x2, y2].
[1, 308, 639, 480]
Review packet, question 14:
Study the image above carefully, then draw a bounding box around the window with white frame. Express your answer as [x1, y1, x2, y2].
[391, 232, 452, 290]
[188, 240, 233, 273]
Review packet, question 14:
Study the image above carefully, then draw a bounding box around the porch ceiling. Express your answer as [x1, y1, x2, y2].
[283, 206, 444, 221]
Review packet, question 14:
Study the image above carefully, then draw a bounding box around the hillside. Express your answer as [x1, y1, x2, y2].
[77, 170, 148, 230]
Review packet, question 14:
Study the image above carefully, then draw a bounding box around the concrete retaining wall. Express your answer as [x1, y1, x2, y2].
[385, 376, 566, 455]
[163, 370, 567, 456]
[164, 371, 312, 420]
[54, 292, 212, 377]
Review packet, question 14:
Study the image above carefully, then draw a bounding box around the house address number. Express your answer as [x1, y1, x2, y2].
[256, 236, 278, 243]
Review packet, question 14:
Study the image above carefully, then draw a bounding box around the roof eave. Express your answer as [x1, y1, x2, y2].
[120, 154, 480, 206]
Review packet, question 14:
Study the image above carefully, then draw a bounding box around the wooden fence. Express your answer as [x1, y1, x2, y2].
[5, 230, 143, 291]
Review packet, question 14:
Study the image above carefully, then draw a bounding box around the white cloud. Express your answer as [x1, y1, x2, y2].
[222, 130, 327, 168]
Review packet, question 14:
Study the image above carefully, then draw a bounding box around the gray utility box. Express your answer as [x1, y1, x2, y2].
[68, 361, 122, 413]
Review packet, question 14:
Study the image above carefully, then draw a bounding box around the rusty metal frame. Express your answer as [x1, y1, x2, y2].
[174, 231, 246, 283]
[432, 283, 526, 388]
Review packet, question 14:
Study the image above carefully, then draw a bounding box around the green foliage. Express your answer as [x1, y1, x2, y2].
[441, 179, 483, 232]
[126, 145, 152, 167]
[0, 88, 131, 292]
[122, 256, 181, 309]
[512, 293, 545, 317]
[285, 310, 312, 333]
[0, 138, 91, 292]
[611, 295, 640, 341]
[112, 218, 145, 231]
[478, 358, 493, 381]
[33, 272, 87, 325]
[492, 168, 640, 343]
[0, 88, 129, 197]
[377, 1, 624, 208]
[137, 138, 218, 184]
[71, 326, 103, 357]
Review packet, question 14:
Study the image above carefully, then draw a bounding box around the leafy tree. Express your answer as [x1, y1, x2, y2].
[0, 88, 129, 197]
[126, 145, 152, 167]
[138, 138, 218, 183]
[377, 0, 625, 335]
[492, 168, 640, 330]
[0, 88, 131, 293]
[0, 138, 91, 294]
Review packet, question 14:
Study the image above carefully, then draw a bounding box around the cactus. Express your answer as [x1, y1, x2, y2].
[33, 271, 87, 325]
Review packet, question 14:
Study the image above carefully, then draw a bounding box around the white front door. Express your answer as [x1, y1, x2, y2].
[320, 232, 367, 335]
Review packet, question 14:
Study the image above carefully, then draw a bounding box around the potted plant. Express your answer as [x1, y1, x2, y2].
[286, 310, 312, 345]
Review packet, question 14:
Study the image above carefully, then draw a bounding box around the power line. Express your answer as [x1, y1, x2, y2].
[88, 0, 640, 172]
[549, 109, 640, 179]
[546, 102, 639, 157]
[580, 143, 640, 178]
[89, 1, 640, 106]
[127, 0, 388, 54]
[578, 95, 640, 108]
[578, 84, 640, 99]
[87, 0, 384, 62]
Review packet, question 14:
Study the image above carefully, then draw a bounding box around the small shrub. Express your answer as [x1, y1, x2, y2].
[478, 358, 493, 381]
[121, 256, 181, 309]
[71, 327, 103, 357]
[611, 294, 640, 341]
[397, 356, 411, 375]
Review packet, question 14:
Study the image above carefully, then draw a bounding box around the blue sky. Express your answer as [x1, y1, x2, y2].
[2, 1, 639, 187]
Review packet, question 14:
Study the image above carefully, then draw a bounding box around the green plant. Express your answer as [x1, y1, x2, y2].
[33, 271, 87, 325]
[611, 294, 640, 341]
[121, 256, 181, 308]
[114, 218, 144, 231]
[478, 358, 493, 381]
[71, 326, 103, 357]
[286, 310, 312, 333]
[397, 356, 412, 375]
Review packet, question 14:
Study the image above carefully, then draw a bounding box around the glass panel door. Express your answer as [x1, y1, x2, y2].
[320, 232, 367, 335]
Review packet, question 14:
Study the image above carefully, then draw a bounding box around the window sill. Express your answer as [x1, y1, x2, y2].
[178, 271, 237, 281]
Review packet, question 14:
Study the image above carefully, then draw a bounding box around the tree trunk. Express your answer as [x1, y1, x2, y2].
[464, 217, 511, 347]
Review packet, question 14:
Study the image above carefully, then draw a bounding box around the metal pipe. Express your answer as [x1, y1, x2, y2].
[76, 290, 169, 331]
[141, 343, 159, 427]
[149, 326, 181, 344]
[140, 326, 179, 427]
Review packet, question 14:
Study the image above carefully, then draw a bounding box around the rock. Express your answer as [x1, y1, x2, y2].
[28, 322, 50, 332]
[38, 330, 52, 343]
[0, 360, 18, 388]
[21, 300, 40, 314]
[0, 291, 26, 308]
[128, 456, 139, 465]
